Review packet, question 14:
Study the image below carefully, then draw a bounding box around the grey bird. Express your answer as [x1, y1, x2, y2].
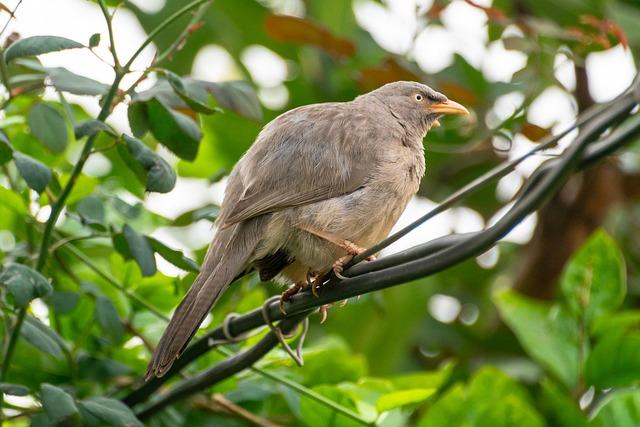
[146, 81, 469, 379]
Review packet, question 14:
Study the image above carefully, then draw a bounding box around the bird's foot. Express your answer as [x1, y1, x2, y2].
[310, 271, 329, 297]
[279, 282, 304, 314]
[333, 241, 376, 280]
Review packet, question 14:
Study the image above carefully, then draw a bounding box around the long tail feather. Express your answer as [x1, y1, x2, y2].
[145, 217, 265, 379]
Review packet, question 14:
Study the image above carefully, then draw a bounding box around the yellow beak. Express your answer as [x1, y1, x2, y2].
[430, 99, 470, 116]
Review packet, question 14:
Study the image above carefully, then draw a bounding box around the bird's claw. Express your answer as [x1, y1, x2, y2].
[332, 241, 376, 280]
[279, 282, 304, 314]
[319, 304, 330, 324]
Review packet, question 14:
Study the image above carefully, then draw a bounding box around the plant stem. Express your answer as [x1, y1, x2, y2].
[123, 0, 211, 97]
[61, 241, 169, 321]
[97, 0, 120, 68]
[122, 0, 211, 72]
[0, 47, 13, 105]
[0, 0, 23, 38]
[0, 308, 25, 382]
[155, 1, 211, 65]
[35, 73, 122, 272]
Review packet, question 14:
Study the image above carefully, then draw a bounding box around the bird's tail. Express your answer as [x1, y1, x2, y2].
[145, 217, 264, 380]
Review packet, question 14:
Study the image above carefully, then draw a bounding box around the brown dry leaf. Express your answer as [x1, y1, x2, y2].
[174, 107, 198, 120]
[426, 1, 446, 18]
[521, 122, 550, 142]
[264, 14, 355, 59]
[358, 57, 422, 91]
[0, 3, 12, 15]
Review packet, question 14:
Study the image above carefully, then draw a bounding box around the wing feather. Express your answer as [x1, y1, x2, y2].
[218, 102, 381, 227]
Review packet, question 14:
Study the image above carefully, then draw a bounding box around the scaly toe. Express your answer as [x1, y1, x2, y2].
[279, 296, 287, 315]
[319, 304, 331, 324]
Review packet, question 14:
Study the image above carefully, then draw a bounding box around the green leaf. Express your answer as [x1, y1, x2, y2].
[0, 131, 12, 164]
[78, 397, 143, 427]
[40, 383, 79, 423]
[49, 291, 80, 314]
[376, 388, 435, 412]
[0, 263, 52, 307]
[591, 310, 640, 336]
[171, 204, 219, 226]
[89, 33, 100, 47]
[148, 237, 199, 272]
[298, 384, 368, 427]
[4, 35, 83, 62]
[76, 195, 106, 226]
[390, 362, 454, 390]
[591, 390, 640, 427]
[0, 382, 30, 396]
[197, 79, 263, 121]
[0, 184, 26, 214]
[48, 67, 110, 96]
[121, 134, 176, 193]
[560, 230, 626, 326]
[166, 72, 218, 114]
[28, 103, 68, 153]
[418, 368, 544, 427]
[127, 102, 149, 138]
[494, 290, 580, 388]
[122, 224, 156, 277]
[95, 296, 124, 343]
[146, 98, 202, 161]
[13, 151, 52, 192]
[586, 331, 640, 388]
[540, 379, 588, 427]
[21, 316, 65, 359]
[74, 120, 116, 139]
[418, 384, 467, 427]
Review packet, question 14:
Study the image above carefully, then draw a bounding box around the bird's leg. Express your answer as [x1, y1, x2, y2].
[333, 241, 376, 280]
[295, 225, 375, 280]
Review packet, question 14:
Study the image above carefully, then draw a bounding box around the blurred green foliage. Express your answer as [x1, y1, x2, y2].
[0, 0, 639, 425]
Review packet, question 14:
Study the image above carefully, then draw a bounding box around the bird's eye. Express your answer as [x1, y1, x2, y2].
[415, 94, 423, 101]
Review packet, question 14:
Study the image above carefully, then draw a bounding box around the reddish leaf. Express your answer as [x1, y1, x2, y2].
[604, 21, 628, 49]
[521, 123, 550, 142]
[358, 57, 422, 92]
[265, 14, 355, 59]
[426, 2, 446, 19]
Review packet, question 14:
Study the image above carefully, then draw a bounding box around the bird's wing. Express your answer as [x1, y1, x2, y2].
[218, 102, 382, 227]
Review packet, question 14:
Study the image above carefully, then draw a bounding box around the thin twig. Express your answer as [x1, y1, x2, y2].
[123, 0, 212, 97]
[0, 0, 22, 38]
[197, 394, 280, 427]
[97, 0, 120, 68]
[122, 0, 211, 72]
[48, 233, 108, 254]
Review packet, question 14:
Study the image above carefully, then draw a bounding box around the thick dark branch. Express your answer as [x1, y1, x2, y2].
[123, 75, 640, 415]
[136, 314, 306, 419]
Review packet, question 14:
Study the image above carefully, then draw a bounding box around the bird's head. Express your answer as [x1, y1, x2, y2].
[366, 81, 469, 136]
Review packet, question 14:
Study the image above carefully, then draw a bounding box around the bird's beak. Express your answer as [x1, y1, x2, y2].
[429, 99, 470, 116]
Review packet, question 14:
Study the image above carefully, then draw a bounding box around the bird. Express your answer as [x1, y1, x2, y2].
[145, 81, 469, 379]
